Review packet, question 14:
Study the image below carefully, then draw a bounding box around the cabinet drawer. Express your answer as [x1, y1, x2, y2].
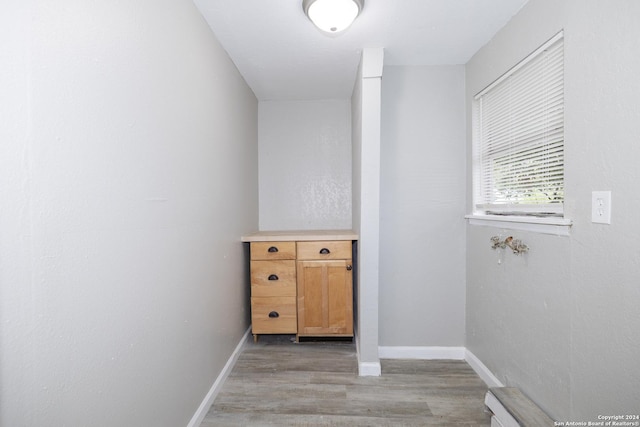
[251, 297, 297, 334]
[296, 240, 352, 260]
[250, 241, 296, 260]
[251, 260, 296, 297]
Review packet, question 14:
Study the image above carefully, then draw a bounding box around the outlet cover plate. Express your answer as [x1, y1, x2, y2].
[592, 191, 612, 224]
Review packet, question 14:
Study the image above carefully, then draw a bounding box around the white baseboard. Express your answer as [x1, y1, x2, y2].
[358, 361, 382, 376]
[354, 329, 382, 376]
[465, 349, 504, 388]
[376, 346, 503, 389]
[379, 346, 466, 360]
[187, 327, 251, 427]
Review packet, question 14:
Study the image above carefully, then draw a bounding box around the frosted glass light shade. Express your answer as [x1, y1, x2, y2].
[303, 0, 364, 33]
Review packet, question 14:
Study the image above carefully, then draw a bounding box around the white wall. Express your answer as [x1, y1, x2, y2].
[0, 1, 258, 426]
[380, 66, 466, 347]
[466, 0, 640, 420]
[258, 100, 352, 231]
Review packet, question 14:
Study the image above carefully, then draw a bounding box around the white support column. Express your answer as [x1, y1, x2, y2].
[352, 47, 384, 376]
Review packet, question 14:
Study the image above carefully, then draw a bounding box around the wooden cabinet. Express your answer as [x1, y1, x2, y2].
[296, 241, 353, 337]
[244, 231, 356, 341]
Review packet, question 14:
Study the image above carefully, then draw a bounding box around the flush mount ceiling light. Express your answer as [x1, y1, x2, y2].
[303, 0, 364, 34]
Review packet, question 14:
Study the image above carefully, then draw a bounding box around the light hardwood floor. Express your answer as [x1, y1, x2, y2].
[200, 335, 491, 426]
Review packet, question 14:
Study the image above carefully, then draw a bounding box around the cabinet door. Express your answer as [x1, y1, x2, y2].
[297, 260, 353, 336]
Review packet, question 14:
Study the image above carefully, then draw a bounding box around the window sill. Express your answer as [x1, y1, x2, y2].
[465, 214, 572, 236]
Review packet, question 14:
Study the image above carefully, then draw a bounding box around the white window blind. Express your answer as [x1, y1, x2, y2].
[473, 32, 564, 217]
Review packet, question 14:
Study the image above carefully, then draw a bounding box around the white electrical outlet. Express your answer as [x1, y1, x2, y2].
[592, 191, 612, 224]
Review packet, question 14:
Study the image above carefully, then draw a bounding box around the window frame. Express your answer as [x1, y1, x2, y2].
[471, 31, 568, 231]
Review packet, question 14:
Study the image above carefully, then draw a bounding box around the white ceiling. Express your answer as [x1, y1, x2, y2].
[193, 0, 528, 101]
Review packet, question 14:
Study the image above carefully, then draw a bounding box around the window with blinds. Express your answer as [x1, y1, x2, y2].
[473, 32, 564, 217]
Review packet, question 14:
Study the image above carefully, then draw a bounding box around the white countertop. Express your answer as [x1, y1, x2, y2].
[241, 229, 358, 242]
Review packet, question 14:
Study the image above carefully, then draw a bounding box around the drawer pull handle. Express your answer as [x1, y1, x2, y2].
[346, 264, 352, 271]
[268, 246, 279, 253]
[319, 248, 330, 255]
[268, 274, 279, 281]
[268, 311, 279, 318]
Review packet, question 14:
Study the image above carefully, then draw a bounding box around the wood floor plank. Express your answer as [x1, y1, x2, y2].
[201, 412, 489, 427]
[201, 335, 491, 426]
